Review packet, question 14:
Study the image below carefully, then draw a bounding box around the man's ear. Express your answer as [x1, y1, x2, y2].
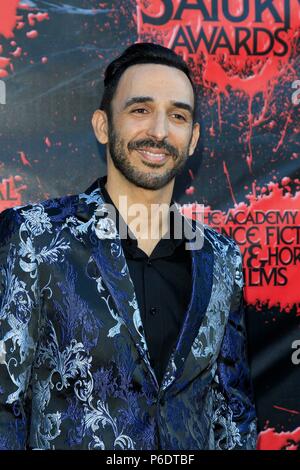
[188, 122, 200, 156]
[92, 109, 109, 144]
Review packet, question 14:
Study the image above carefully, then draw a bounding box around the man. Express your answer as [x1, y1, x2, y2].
[0, 43, 257, 450]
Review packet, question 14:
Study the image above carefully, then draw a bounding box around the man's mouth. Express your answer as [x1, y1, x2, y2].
[136, 148, 170, 164]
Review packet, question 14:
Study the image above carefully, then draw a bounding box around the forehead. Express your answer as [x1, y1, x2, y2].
[112, 63, 194, 107]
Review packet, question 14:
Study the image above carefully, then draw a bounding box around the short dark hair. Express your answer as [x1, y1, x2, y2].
[100, 42, 197, 122]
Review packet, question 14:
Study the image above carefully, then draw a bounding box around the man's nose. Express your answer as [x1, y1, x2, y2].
[146, 112, 169, 141]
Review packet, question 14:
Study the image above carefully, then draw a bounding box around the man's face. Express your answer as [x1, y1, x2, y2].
[106, 63, 199, 190]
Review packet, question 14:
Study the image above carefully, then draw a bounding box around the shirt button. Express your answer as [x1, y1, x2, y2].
[150, 307, 158, 316]
[147, 259, 152, 266]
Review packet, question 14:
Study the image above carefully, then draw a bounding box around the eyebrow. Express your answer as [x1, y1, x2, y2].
[123, 96, 194, 116]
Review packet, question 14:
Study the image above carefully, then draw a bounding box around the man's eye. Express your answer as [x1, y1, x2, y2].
[132, 108, 147, 114]
[172, 114, 186, 121]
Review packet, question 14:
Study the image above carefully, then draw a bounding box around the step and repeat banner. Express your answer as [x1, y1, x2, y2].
[0, 0, 299, 450]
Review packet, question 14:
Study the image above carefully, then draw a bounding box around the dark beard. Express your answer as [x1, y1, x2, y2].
[107, 125, 191, 190]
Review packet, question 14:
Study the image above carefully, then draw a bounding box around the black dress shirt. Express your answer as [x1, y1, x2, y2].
[100, 179, 192, 386]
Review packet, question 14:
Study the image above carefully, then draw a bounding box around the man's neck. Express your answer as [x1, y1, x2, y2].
[105, 169, 175, 255]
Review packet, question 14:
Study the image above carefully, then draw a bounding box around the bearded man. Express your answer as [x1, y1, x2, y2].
[0, 43, 257, 450]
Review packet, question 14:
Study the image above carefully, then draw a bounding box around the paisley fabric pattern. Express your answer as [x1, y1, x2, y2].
[0, 177, 257, 450]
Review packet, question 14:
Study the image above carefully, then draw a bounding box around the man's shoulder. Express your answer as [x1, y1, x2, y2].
[1, 192, 80, 221]
[199, 222, 241, 255]
[0, 192, 80, 244]
[193, 222, 242, 271]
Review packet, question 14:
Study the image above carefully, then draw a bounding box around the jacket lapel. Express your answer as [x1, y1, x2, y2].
[161, 225, 214, 391]
[74, 177, 158, 387]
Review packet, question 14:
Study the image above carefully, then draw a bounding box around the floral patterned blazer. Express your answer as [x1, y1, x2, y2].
[0, 177, 257, 450]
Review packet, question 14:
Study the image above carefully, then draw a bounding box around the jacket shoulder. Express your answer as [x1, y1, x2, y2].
[202, 223, 240, 255]
[0, 193, 80, 245]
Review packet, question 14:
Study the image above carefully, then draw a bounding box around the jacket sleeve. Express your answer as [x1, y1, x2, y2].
[0, 208, 40, 449]
[212, 242, 257, 450]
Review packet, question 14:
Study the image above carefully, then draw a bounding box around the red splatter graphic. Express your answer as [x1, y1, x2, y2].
[0, 0, 19, 39]
[136, 0, 300, 172]
[273, 405, 300, 415]
[28, 12, 49, 26]
[182, 179, 300, 314]
[18, 150, 31, 167]
[44, 136, 51, 147]
[0, 176, 26, 211]
[257, 427, 300, 450]
[185, 169, 196, 194]
[223, 160, 237, 206]
[11, 46, 22, 58]
[185, 186, 195, 195]
[26, 30, 38, 39]
[0, 1, 49, 77]
[273, 110, 293, 153]
[188, 169, 194, 180]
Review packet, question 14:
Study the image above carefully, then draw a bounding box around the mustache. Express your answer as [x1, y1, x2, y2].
[128, 139, 179, 159]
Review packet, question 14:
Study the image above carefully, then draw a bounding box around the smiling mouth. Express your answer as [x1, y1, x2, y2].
[136, 148, 170, 164]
